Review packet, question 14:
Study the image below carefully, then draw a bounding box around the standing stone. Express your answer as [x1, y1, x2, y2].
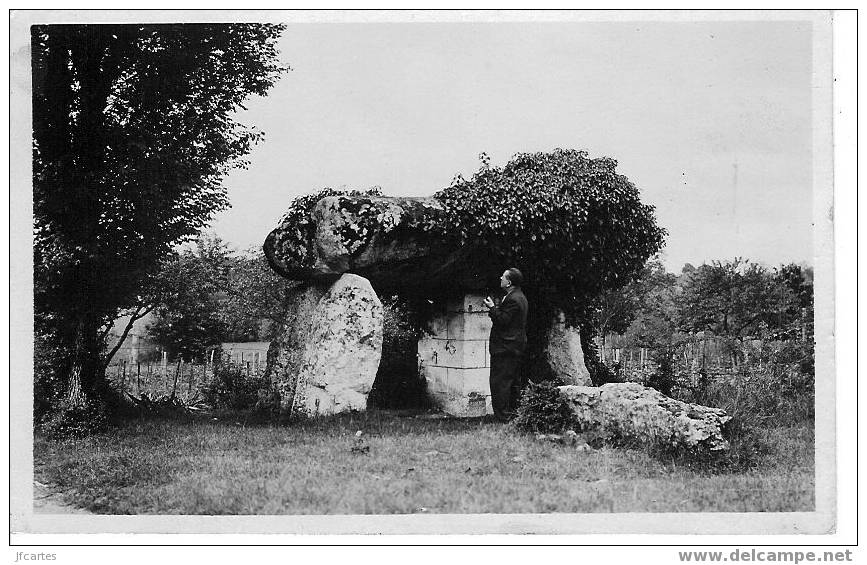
[418, 294, 493, 417]
[544, 312, 592, 385]
[266, 274, 383, 417]
[297, 274, 383, 415]
[266, 284, 328, 409]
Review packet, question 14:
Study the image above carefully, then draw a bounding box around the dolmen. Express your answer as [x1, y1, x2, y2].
[261, 192, 731, 452]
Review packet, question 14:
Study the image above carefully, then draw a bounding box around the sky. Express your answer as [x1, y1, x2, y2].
[211, 19, 815, 273]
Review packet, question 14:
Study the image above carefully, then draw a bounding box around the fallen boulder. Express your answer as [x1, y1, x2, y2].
[266, 274, 383, 417]
[559, 382, 732, 451]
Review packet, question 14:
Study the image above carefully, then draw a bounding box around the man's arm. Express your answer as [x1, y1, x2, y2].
[489, 297, 519, 326]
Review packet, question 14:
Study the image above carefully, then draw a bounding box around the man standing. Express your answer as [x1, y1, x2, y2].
[483, 268, 529, 422]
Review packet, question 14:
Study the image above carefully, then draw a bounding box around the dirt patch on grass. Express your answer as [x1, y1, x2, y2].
[33, 481, 92, 514]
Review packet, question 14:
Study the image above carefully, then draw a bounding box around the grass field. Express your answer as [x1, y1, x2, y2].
[33, 410, 814, 515]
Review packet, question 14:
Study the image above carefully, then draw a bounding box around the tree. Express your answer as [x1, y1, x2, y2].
[32, 24, 286, 423]
[591, 256, 676, 343]
[677, 258, 798, 339]
[219, 247, 300, 342]
[146, 236, 233, 361]
[775, 263, 814, 340]
[614, 258, 680, 350]
[147, 235, 299, 359]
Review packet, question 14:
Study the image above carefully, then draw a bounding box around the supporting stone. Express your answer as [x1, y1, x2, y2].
[265, 284, 328, 409]
[544, 311, 592, 385]
[266, 274, 383, 417]
[418, 294, 493, 417]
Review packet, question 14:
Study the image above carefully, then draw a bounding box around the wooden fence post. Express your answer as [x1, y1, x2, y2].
[137, 362, 141, 395]
[171, 358, 182, 399]
[161, 351, 168, 390]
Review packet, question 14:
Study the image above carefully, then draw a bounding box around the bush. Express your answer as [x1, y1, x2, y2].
[122, 390, 203, 420]
[586, 355, 624, 386]
[578, 332, 625, 386]
[512, 381, 575, 434]
[251, 386, 283, 423]
[636, 338, 813, 473]
[679, 339, 814, 427]
[645, 347, 677, 396]
[33, 329, 72, 423]
[202, 364, 274, 411]
[640, 420, 771, 474]
[39, 399, 111, 440]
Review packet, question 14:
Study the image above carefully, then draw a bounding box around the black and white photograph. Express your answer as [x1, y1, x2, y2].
[8, 8, 853, 547]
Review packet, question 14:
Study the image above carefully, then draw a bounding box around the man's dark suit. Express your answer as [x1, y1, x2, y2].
[488, 287, 528, 421]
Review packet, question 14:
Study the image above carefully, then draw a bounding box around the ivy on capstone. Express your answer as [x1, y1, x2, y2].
[264, 149, 666, 384]
[432, 149, 667, 380]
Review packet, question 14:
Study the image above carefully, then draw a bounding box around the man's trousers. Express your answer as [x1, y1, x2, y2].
[489, 352, 523, 422]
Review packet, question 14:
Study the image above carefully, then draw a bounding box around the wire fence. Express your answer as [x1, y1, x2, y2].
[106, 354, 267, 404]
[598, 333, 815, 387]
[600, 338, 741, 371]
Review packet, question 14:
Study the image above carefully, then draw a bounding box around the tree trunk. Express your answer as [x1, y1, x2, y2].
[64, 316, 107, 407]
[65, 321, 88, 406]
[66, 364, 84, 406]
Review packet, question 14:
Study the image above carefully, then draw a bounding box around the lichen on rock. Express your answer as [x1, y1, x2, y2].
[544, 311, 592, 385]
[265, 274, 383, 417]
[264, 194, 499, 293]
[559, 382, 732, 451]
